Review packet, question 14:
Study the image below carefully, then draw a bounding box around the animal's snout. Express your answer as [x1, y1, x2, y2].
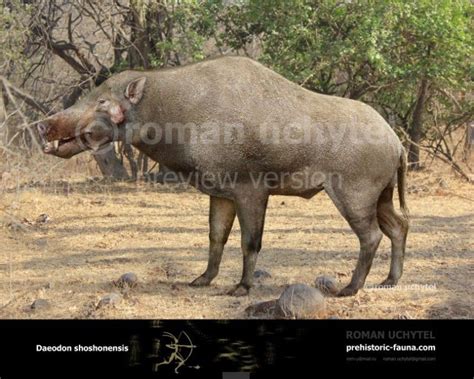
[37, 122, 58, 154]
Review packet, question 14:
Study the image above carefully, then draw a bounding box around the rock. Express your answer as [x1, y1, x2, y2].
[245, 299, 278, 318]
[95, 241, 108, 249]
[97, 293, 122, 308]
[314, 276, 338, 296]
[35, 213, 50, 224]
[34, 239, 48, 248]
[114, 272, 138, 288]
[20, 218, 34, 226]
[7, 221, 29, 232]
[253, 269, 272, 282]
[407, 184, 429, 194]
[31, 299, 51, 310]
[437, 178, 448, 188]
[327, 315, 340, 320]
[276, 284, 325, 319]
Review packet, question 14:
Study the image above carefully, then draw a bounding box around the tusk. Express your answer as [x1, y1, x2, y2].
[53, 140, 59, 150]
[114, 141, 120, 154]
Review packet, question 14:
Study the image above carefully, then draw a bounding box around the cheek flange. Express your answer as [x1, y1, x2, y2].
[109, 104, 125, 124]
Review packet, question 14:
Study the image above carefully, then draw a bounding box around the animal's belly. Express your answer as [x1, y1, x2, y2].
[265, 170, 326, 198]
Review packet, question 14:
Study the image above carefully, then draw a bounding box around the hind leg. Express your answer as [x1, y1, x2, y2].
[377, 186, 409, 286]
[326, 183, 383, 297]
[338, 211, 383, 296]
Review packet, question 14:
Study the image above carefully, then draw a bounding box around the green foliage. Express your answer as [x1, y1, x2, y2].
[2, 0, 472, 162]
[215, 0, 472, 145]
[128, 0, 225, 68]
[217, 0, 471, 94]
[0, 1, 32, 74]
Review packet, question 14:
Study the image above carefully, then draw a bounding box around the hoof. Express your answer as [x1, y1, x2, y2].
[380, 278, 398, 287]
[190, 275, 212, 287]
[337, 285, 359, 297]
[227, 284, 250, 297]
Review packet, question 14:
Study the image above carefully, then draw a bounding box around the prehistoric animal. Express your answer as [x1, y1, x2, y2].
[37, 56, 409, 296]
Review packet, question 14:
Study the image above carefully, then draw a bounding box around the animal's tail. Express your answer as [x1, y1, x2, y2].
[398, 147, 410, 223]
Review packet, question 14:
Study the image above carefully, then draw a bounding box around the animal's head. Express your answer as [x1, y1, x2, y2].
[37, 75, 147, 158]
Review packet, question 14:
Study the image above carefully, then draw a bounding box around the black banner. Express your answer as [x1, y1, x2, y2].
[0, 320, 471, 378]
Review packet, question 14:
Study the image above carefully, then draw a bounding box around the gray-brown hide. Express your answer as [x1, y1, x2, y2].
[37, 56, 409, 296]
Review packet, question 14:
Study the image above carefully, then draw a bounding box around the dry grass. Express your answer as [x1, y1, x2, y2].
[0, 156, 472, 319]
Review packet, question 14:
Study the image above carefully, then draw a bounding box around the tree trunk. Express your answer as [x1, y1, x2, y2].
[463, 121, 473, 162]
[408, 78, 429, 170]
[0, 86, 5, 123]
[93, 149, 129, 180]
[123, 143, 138, 180]
[128, 0, 152, 69]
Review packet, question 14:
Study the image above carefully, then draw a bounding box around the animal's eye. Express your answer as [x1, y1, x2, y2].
[98, 99, 107, 105]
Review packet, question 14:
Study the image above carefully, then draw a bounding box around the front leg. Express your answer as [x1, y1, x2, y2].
[228, 190, 269, 296]
[190, 196, 236, 287]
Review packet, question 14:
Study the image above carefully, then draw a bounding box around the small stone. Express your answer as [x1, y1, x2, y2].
[231, 300, 241, 307]
[7, 221, 28, 232]
[31, 299, 51, 310]
[97, 293, 122, 308]
[245, 299, 278, 318]
[114, 272, 138, 288]
[438, 178, 448, 188]
[34, 239, 48, 248]
[314, 276, 338, 296]
[396, 312, 412, 320]
[21, 218, 34, 226]
[254, 269, 272, 282]
[36, 213, 50, 224]
[327, 315, 340, 320]
[276, 284, 325, 319]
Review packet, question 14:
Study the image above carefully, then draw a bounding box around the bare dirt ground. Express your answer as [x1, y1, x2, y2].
[0, 162, 472, 319]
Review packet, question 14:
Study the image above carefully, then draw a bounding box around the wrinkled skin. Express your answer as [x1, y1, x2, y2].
[38, 56, 409, 297]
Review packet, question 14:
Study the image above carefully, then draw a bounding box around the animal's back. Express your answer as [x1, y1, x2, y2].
[121, 57, 401, 185]
[155, 57, 401, 177]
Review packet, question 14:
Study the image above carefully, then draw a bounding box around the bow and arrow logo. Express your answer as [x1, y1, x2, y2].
[154, 331, 197, 374]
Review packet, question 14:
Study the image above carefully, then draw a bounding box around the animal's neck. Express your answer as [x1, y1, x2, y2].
[122, 121, 195, 174]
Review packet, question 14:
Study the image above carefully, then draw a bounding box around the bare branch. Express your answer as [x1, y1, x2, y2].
[0, 76, 51, 115]
[396, 126, 471, 181]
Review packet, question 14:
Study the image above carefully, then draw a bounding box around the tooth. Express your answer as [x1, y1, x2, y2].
[53, 140, 59, 150]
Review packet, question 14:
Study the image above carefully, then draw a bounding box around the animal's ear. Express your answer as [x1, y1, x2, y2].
[125, 77, 147, 104]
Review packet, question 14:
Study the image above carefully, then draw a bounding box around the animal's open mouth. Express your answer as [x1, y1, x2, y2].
[43, 133, 92, 154]
[44, 136, 75, 154]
